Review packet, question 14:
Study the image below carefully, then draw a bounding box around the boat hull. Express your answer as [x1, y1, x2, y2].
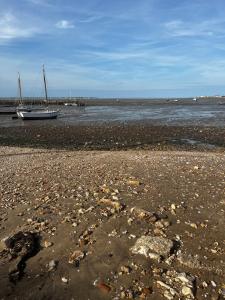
[17, 110, 59, 120]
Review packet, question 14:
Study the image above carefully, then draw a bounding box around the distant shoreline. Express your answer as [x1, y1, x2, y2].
[1, 96, 225, 106]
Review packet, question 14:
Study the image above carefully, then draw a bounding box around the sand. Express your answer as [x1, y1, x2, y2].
[0, 146, 224, 299]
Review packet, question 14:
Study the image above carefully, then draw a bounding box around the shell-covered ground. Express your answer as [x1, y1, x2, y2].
[0, 146, 224, 299]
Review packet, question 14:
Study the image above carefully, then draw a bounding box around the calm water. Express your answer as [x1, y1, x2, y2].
[0, 104, 224, 127]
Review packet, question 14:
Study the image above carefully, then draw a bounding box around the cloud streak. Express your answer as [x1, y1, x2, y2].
[55, 20, 75, 29]
[0, 12, 38, 42]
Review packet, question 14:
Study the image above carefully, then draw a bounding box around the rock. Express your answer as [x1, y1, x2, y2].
[120, 265, 131, 274]
[181, 286, 194, 298]
[68, 250, 85, 266]
[127, 180, 141, 186]
[130, 207, 158, 223]
[156, 271, 196, 299]
[61, 277, 68, 284]
[127, 217, 133, 225]
[130, 235, 173, 260]
[155, 220, 170, 229]
[98, 198, 124, 211]
[157, 281, 177, 297]
[47, 260, 57, 271]
[0, 238, 7, 251]
[171, 203, 176, 210]
[44, 241, 53, 248]
[202, 281, 208, 288]
[190, 223, 198, 229]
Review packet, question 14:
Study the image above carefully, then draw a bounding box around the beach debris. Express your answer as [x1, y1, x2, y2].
[98, 198, 124, 212]
[130, 235, 174, 261]
[130, 207, 158, 223]
[127, 180, 141, 186]
[156, 270, 196, 299]
[68, 250, 85, 266]
[78, 224, 98, 246]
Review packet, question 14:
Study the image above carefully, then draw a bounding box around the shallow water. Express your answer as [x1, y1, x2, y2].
[0, 104, 224, 128]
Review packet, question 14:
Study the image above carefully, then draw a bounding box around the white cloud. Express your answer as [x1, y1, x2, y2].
[0, 12, 37, 42]
[164, 19, 216, 37]
[26, 0, 53, 7]
[56, 20, 74, 29]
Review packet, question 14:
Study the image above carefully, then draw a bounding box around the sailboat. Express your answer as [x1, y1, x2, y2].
[17, 65, 59, 120]
[16, 72, 33, 112]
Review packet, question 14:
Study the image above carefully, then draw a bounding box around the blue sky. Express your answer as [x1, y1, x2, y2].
[1, 0, 225, 97]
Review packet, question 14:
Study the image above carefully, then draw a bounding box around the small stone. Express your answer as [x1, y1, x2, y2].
[98, 198, 123, 212]
[202, 281, 208, 288]
[155, 220, 165, 229]
[121, 265, 131, 274]
[211, 281, 217, 287]
[130, 207, 158, 223]
[44, 241, 53, 248]
[68, 250, 85, 266]
[127, 180, 141, 186]
[127, 218, 133, 225]
[211, 249, 217, 254]
[47, 260, 57, 271]
[190, 223, 198, 229]
[61, 277, 68, 283]
[0, 238, 7, 251]
[153, 228, 165, 236]
[171, 204, 176, 210]
[181, 286, 194, 298]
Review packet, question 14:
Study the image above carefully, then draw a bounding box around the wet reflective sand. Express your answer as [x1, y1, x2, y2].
[0, 104, 225, 128]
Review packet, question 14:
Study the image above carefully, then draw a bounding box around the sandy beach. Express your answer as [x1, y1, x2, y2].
[0, 146, 224, 299]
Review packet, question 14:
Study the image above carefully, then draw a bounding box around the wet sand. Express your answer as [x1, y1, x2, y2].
[0, 123, 225, 151]
[0, 146, 224, 299]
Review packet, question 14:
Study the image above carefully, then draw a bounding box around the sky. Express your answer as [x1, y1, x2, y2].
[1, 0, 225, 98]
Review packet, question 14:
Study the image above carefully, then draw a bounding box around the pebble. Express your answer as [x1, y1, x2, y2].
[44, 241, 53, 248]
[61, 277, 68, 284]
[47, 260, 57, 271]
[181, 286, 194, 298]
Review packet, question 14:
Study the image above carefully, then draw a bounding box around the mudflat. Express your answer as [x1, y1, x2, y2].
[0, 146, 224, 299]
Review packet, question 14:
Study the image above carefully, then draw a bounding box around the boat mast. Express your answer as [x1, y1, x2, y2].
[42, 64, 48, 104]
[18, 72, 22, 104]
